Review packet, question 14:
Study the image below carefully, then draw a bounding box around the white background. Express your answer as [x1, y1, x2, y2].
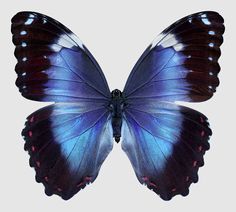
[1, 0, 235, 211]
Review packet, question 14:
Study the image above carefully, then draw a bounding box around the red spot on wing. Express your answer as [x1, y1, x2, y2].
[142, 176, 149, 182]
[200, 117, 204, 123]
[198, 145, 203, 152]
[28, 131, 33, 137]
[142, 176, 158, 188]
[57, 187, 62, 192]
[201, 130, 205, 137]
[29, 116, 34, 123]
[193, 160, 198, 167]
[76, 176, 93, 188]
[85, 176, 92, 182]
[76, 182, 84, 188]
[149, 182, 157, 188]
[36, 161, 40, 168]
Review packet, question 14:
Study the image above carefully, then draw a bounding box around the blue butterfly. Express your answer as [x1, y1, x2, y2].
[11, 11, 224, 200]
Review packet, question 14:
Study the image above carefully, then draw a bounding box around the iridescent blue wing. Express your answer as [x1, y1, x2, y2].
[22, 102, 113, 200]
[122, 101, 211, 200]
[122, 11, 224, 200]
[11, 11, 110, 102]
[123, 11, 224, 102]
[12, 11, 113, 199]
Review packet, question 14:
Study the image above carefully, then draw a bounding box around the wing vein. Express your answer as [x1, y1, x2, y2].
[58, 51, 109, 98]
[125, 51, 176, 97]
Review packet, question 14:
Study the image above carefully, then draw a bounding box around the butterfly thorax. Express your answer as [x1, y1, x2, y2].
[110, 89, 125, 143]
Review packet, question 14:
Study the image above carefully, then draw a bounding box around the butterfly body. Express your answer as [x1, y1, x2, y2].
[12, 11, 224, 200]
[110, 89, 125, 142]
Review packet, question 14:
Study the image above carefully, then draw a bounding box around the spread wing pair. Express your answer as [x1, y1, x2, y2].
[11, 11, 224, 200]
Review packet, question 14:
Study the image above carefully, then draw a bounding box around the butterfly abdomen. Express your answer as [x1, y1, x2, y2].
[112, 117, 122, 142]
[110, 89, 125, 143]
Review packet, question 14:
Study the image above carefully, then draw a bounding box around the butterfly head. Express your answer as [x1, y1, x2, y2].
[111, 89, 122, 99]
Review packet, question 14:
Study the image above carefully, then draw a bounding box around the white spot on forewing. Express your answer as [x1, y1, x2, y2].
[173, 43, 184, 51]
[50, 44, 62, 52]
[57, 34, 74, 48]
[209, 72, 213, 76]
[29, 14, 35, 18]
[22, 57, 27, 62]
[161, 34, 179, 49]
[209, 31, 215, 35]
[201, 14, 207, 18]
[24, 18, 34, 25]
[151, 33, 180, 50]
[150, 33, 164, 49]
[22, 72, 26, 76]
[209, 43, 214, 48]
[20, 30, 27, 35]
[21, 42, 27, 47]
[208, 56, 213, 61]
[69, 33, 84, 50]
[55, 33, 85, 50]
[202, 18, 211, 25]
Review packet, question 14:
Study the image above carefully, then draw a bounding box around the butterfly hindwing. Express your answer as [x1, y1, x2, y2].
[11, 11, 110, 102]
[122, 101, 211, 200]
[123, 11, 224, 102]
[22, 102, 113, 200]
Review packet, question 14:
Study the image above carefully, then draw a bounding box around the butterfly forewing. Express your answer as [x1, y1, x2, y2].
[12, 11, 110, 102]
[123, 11, 224, 102]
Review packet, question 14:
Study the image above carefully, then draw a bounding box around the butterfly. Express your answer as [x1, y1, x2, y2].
[11, 11, 224, 200]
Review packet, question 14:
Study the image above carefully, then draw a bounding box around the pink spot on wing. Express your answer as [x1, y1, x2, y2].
[201, 130, 205, 137]
[36, 161, 40, 168]
[29, 116, 34, 123]
[200, 117, 204, 123]
[85, 176, 92, 182]
[149, 182, 157, 188]
[193, 160, 198, 167]
[171, 188, 176, 192]
[57, 187, 62, 192]
[44, 176, 49, 182]
[186, 176, 190, 182]
[142, 176, 149, 182]
[198, 146, 203, 152]
[76, 182, 85, 188]
[31, 146, 36, 152]
[28, 131, 33, 137]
